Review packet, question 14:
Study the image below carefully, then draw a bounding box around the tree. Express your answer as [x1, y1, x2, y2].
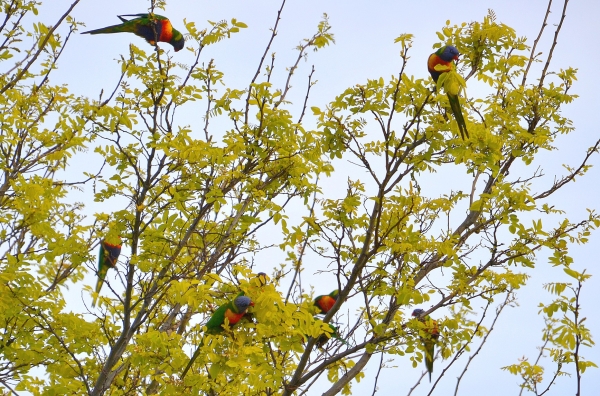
[503, 269, 596, 396]
[0, 0, 596, 395]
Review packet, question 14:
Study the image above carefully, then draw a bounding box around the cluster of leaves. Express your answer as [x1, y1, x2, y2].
[503, 268, 597, 395]
[0, 1, 596, 395]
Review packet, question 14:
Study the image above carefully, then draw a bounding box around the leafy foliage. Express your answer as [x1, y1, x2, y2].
[0, 1, 596, 395]
[503, 269, 596, 395]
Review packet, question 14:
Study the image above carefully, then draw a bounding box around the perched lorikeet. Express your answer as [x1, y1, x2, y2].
[181, 296, 254, 379]
[314, 289, 339, 314]
[255, 272, 269, 287]
[427, 45, 469, 140]
[204, 295, 254, 334]
[314, 323, 350, 349]
[412, 308, 440, 382]
[236, 272, 269, 300]
[82, 14, 185, 52]
[92, 239, 122, 307]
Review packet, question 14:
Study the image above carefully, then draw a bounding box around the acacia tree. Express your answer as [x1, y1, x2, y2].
[0, 0, 596, 395]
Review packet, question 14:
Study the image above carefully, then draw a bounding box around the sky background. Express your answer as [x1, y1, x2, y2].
[36, 0, 600, 394]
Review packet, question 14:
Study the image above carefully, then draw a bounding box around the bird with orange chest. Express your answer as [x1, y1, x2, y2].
[412, 308, 440, 382]
[92, 237, 122, 307]
[427, 45, 469, 140]
[313, 290, 339, 315]
[82, 13, 185, 52]
[181, 296, 255, 379]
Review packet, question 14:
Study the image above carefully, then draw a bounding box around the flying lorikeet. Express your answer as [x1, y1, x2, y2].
[181, 296, 254, 379]
[92, 238, 122, 307]
[412, 308, 440, 382]
[314, 289, 339, 315]
[427, 45, 469, 140]
[82, 14, 185, 52]
[314, 323, 350, 349]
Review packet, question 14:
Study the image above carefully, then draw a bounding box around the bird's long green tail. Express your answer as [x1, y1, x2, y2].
[447, 93, 468, 140]
[425, 341, 435, 382]
[181, 337, 204, 380]
[82, 24, 136, 35]
[92, 266, 109, 307]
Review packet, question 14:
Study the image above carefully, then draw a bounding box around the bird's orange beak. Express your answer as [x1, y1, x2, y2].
[250, 301, 255, 307]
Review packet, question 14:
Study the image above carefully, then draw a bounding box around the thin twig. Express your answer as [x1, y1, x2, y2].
[521, 0, 552, 86]
[453, 293, 514, 396]
[370, 353, 385, 396]
[538, 0, 569, 90]
[295, 65, 316, 133]
[244, 0, 287, 124]
[0, 0, 82, 94]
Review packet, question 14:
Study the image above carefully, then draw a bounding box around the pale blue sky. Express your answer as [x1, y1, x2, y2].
[42, 0, 600, 394]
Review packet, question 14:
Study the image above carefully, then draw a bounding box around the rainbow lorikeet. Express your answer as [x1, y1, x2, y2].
[181, 296, 254, 379]
[82, 14, 185, 52]
[314, 289, 339, 314]
[427, 45, 469, 140]
[92, 239, 122, 307]
[235, 272, 269, 300]
[314, 323, 350, 349]
[412, 308, 440, 382]
[254, 272, 269, 287]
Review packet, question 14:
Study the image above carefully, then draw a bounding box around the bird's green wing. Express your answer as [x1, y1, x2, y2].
[92, 245, 110, 307]
[205, 302, 231, 334]
[420, 315, 439, 381]
[118, 14, 169, 21]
